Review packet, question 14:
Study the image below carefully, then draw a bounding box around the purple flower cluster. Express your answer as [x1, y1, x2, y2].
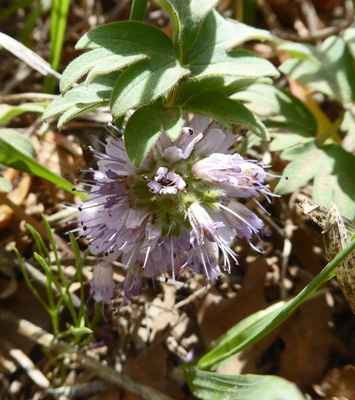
[77, 116, 277, 305]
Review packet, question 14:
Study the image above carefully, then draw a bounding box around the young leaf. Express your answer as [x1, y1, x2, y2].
[278, 42, 323, 66]
[43, 73, 117, 127]
[185, 370, 305, 400]
[153, 0, 218, 62]
[124, 100, 182, 166]
[343, 23, 355, 59]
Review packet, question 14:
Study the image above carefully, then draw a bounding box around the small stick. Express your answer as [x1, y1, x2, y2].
[0, 307, 175, 400]
[44, 381, 112, 397]
[3, 340, 50, 389]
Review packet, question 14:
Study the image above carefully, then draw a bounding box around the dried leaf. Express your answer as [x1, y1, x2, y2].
[295, 200, 355, 313]
[323, 203, 355, 314]
[314, 364, 355, 398]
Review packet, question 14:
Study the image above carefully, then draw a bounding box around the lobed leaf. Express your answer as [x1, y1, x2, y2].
[316, 144, 355, 219]
[233, 83, 318, 135]
[279, 35, 355, 105]
[185, 369, 305, 400]
[124, 100, 182, 166]
[275, 138, 355, 219]
[187, 10, 279, 80]
[59, 21, 189, 119]
[274, 139, 325, 194]
[61, 21, 175, 93]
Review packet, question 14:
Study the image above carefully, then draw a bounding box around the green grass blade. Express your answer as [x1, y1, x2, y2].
[0, 129, 87, 200]
[129, 0, 148, 21]
[43, 0, 70, 93]
[26, 223, 50, 260]
[196, 238, 355, 370]
[12, 246, 50, 313]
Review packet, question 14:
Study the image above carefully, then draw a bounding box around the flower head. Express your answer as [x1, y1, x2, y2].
[77, 115, 277, 305]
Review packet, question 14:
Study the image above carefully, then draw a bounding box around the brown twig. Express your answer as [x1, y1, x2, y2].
[2, 340, 50, 389]
[258, 0, 355, 42]
[0, 308, 175, 400]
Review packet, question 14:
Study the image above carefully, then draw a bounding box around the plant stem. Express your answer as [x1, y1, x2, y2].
[129, 0, 148, 21]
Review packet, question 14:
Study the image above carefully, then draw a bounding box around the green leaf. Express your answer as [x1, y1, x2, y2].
[190, 238, 355, 371]
[278, 42, 323, 66]
[232, 83, 317, 135]
[269, 133, 311, 152]
[0, 102, 47, 125]
[60, 21, 189, 118]
[341, 110, 355, 146]
[275, 138, 355, 219]
[0, 129, 86, 199]
[179, 76, 269, 98]
[153, 0, 218, 62]
[68, 325, 93, 336]
[178, 85, 269, 139]
[315, 144, 355, 219]
[0, 175, 12, 192]
[43, 73, 117, 128]
[343, 23, 355, 59]
[185, 370, 305, 400]
[274, 139, 325, 194]
[61, 49, 148, 94]
[111, 57, 188, 119]
[124, 101, 182, 166]
[279, 36, 355, 104]
[187, 10, 279, 81]
[197, 302, 285, 370]
[240, 0, 258, 26]
[0, 128, 36, 158]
